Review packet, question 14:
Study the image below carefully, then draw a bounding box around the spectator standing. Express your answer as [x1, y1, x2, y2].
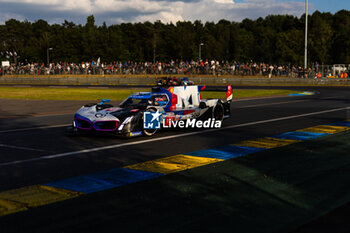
[269, 65, 274, 78]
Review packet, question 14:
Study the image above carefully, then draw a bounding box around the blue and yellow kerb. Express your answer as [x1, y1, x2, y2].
[1, 120, 350, 217]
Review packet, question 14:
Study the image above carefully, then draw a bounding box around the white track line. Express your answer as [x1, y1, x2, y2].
[0, 144, 47, 152]
[0, 106, 348, 167]
[0, 124, 70, 134]
[237, 99, 310, 108]
[0, 99, 306, 133]
[0, 95, 310, 133]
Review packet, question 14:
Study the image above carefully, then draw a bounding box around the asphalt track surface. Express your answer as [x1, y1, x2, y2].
[0, 86, 350, 232]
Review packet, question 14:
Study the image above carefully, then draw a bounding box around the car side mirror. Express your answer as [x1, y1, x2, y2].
[99, 99, 110, 104]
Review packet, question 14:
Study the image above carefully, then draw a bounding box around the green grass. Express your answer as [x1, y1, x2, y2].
[0, 87, 296, 100]
[201, 89, 296, 99]
[0, 87, 146, 101]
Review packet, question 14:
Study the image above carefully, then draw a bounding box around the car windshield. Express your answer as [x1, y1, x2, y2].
[119, 96, 150, 108]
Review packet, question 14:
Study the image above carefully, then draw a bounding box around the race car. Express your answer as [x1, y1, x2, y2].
[156, 76, 194, 86]
[66, 85, 232, 137]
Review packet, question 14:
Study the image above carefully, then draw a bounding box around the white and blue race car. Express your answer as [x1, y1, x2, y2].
[67, 85, 232, 137]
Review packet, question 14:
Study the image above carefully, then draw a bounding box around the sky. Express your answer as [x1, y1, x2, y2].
[0, 0, 349, 25]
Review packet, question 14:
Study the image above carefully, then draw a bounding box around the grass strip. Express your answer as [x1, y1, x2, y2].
[202, 89, 296, 99]
[0, 87, 296, 101]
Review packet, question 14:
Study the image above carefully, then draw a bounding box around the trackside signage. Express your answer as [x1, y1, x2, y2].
[143, 110, 222, 129]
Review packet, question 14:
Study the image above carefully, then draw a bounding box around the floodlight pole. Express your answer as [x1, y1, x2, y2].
[47, 48, 53, 67]
[304, 0, 308, 73]
[199, 43, 204, 61]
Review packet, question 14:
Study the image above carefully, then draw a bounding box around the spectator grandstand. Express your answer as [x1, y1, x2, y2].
[0, 60, 349, 79]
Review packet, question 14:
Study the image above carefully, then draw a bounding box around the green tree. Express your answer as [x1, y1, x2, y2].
[309, 11, 333, 64]
[1, 12, 349, 65]
[332, 10, 350, 64]
[275, 29, 304, 64]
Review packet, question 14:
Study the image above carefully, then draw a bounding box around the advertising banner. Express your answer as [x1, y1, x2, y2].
[1, 61, 10, 67]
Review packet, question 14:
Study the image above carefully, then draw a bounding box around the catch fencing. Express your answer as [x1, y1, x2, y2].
[0, 62, 349, 79]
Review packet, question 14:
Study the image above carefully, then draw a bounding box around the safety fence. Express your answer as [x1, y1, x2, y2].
[1, 62, 349, 79]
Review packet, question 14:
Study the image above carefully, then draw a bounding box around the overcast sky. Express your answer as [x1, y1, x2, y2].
[0, 0, 349, 25]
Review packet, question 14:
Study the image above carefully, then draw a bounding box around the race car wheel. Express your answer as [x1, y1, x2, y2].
[142, 107, 158, 136]
[143, 128, 157, 136]
[212, 102, 224, 121]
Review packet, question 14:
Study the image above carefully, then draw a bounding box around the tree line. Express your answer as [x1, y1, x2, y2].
[0, 10, 349, 65]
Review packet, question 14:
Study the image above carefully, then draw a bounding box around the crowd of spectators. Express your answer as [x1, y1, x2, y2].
[0, 59, 348, 78]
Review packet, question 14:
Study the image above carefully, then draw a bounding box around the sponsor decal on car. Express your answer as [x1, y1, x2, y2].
[129, 131, 143, 137]
[95, 113, 106, 118]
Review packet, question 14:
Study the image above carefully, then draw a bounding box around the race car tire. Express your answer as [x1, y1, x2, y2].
[212, 102, 224, 121]
[143, 128, 157, 136]
[142, 107, 158, 136]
